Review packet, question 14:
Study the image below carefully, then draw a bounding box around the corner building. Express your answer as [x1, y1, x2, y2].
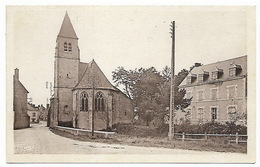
[179, 56, 247, 125]
[13, 68, 30, 129]
[49, 13, 133, 130]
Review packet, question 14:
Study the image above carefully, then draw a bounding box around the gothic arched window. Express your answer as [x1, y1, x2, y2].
[80, 92, 88, 111]
[64, 42, 68, 52]
[68, 43, 72, 52]
[95, 92, 105, 111]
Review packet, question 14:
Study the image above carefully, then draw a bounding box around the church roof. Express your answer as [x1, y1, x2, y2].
[58, 12, 78, 39]
[74, 60, 117, 91]
[79, 62, 89, 80]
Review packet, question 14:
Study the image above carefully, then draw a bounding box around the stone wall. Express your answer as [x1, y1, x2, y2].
[73, 89, 133, 130]
[51, 126, 116, 139]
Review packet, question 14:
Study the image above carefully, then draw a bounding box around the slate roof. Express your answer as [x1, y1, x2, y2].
[74, 60, 117, 91]
[179, 55, 247, 87]
[17, 80, 29, 93]
[58, 12, 78, 39]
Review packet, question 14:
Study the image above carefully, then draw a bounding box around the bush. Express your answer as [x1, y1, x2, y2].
[175, 122, 247, 135]
[58, 121, 73, 128]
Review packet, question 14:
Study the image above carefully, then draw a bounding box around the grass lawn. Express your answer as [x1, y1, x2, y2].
[50, 128, 247, 154]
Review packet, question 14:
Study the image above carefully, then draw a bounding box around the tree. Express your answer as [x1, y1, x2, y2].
[133, 67, 163, 110]
[112, 67, 144, 99]
[112, 65, 193, 125]
[161, 65, 171, 82]
[173, 69, 192, 110]
[140, 110, 154, 126]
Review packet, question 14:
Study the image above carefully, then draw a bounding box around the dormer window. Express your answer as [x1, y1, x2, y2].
[64, 42, 68, 52]
[198, 70, 209, 83]
[212, 68, 223, 80]
[68, 43, 72, 52]
[229, 62, 242, 77]
[187, 74, 197, 84]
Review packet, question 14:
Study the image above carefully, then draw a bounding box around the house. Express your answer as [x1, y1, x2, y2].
[48, 12, 134, 130]
[39, 104, 48, 121]
[179, 56, 247, 125]
[13, 68, 30, 129]
[27, 103, 40, 123]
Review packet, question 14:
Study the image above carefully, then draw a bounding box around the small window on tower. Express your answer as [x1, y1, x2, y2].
[68, 43, 72, 52]
[64, 42, 68, 52]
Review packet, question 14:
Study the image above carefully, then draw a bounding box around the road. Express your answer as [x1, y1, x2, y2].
[14, 122, 242, 154]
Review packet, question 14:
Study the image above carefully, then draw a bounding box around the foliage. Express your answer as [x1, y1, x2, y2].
[112, 66, 144, 98]
[112, 65, 193, 125]
[112, 66, 192, 110]
[174, 122, 247, 135]
[58, 121, 73, 128]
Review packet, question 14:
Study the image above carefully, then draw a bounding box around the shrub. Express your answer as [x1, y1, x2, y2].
[58, 121, 73, 128]
[175, 122, 247, 135]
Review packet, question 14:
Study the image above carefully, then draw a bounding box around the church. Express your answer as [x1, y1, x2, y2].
[48, 12, 133, 130]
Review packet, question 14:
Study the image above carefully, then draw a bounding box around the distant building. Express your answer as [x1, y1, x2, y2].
[39, 104, 48, 121]
[13, 68, 30, 129]
[179, 56, 247, 125]
[49, 12, 133, 130]
[27, 103, 40, 123]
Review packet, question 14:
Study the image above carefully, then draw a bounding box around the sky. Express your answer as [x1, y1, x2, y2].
[6, 6, 254, 107]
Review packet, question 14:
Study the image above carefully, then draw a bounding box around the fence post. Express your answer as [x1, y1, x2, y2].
[235, 132, 239, 144]
[182, 132, 185, 141]
[204, 132, 207, 141]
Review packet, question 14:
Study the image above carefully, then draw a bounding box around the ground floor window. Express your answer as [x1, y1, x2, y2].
[197, 107, 204, 123]
[211, 107, 217, 120]
[227, 105, 237, 122]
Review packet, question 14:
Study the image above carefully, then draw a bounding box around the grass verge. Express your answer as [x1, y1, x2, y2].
[50, 128, 247, 154]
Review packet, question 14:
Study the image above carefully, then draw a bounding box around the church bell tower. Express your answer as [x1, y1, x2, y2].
[54, 12, 80, 126]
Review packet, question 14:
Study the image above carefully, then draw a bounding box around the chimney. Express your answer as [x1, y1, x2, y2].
[194, 63, 202, 67]
[14, 68, 19, 80]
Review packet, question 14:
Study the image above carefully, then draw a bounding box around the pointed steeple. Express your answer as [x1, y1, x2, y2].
[58, 12, 78, 39]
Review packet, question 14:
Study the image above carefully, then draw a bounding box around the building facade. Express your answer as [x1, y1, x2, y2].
[39, 105, 48, 121]
[179, 56, 247, 125]
[13, 68, 30, 129]
[27, 103, 40, 123]
[49, 12, 133, 130]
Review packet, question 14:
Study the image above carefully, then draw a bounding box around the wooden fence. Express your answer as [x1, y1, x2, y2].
[174, 132, 247, 144]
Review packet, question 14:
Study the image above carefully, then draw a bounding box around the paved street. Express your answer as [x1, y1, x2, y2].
[14, 122, 242, 154]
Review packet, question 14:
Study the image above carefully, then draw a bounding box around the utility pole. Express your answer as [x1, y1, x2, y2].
[90, 63, 95, 138]
[91, 79, 95, 138]
[169, 21, 175, 140]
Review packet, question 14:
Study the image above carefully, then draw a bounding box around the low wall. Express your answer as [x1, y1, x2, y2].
[51, 126, 116, 139]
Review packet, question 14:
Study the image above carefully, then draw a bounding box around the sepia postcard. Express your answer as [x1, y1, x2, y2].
[6, 5, 256, 163]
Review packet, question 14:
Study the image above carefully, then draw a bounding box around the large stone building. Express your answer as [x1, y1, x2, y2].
[49, 12, 133, 130]
[13, 68, 30, 129]
[179, 56, 247, 125]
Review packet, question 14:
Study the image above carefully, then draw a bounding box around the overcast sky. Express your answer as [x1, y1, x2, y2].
[7, 6, 254, 106]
